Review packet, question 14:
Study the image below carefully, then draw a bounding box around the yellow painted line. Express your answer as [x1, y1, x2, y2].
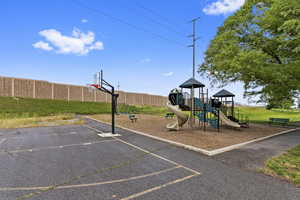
[83, 124, 103, 133]
[85, 117, 201, 175]
[120, 174, 199, 200]
[0, 166, 181, 191]
[0, 138, 7, 145]
[0, 139, 116, 154]
[114, 137, 201, 175]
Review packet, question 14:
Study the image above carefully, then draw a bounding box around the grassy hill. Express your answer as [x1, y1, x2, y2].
[0, 96, 299, 124]
[0, 96, 168, 128]
[0, 96, 167, 119]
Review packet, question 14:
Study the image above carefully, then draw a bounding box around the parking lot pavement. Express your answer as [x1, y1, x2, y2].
[0, 120, 299, 200]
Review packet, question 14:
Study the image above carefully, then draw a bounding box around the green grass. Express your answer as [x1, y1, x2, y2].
[262, 145, 300, 186]
[1, 96, 299, 124]
[0, 96, 167, 119]
[236, 106, 300, 123]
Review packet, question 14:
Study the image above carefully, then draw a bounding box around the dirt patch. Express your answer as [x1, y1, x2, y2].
[91, 114, 288, 150]
[0, 115, 84, 129]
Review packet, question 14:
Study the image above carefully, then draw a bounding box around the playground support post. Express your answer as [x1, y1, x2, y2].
[191, 86, 194, 127]
[204, 103, 206, 131]
[217, 109, 220, 132]
[232, 96, 234, 118]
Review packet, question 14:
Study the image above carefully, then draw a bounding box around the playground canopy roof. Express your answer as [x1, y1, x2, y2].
[213, 89, 235, 97]
[179, 78, 205, 88]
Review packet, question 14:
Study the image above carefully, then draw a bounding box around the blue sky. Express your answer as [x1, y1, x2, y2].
[0, 0, 253, 104]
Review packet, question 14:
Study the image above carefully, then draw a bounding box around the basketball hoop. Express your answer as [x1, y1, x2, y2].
[90, 84, 101, 89]
[87, 84, 100, 93]
[87, 70, 119, 136]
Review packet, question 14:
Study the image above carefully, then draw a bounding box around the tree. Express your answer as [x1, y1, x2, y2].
[200, 0, 300, 107]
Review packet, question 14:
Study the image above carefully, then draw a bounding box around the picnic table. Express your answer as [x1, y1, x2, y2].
[165, 113, 175, 119]
[269, 118, 289, 126]
[129, 114, 138, 123]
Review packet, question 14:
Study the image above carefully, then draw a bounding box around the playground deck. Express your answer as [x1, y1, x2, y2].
[90, 114, 288, 150]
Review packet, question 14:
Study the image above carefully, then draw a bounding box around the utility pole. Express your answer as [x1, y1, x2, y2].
[188, 17, 200, 127]
[188, 17, 200, 78]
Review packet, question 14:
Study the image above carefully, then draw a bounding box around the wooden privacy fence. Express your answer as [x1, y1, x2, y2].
[0, 76, 168, 106]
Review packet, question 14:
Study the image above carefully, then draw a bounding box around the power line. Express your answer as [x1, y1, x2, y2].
[133, 0, 187, 34]
[116, 0, 187, 37]
[70, 0, 186, 46]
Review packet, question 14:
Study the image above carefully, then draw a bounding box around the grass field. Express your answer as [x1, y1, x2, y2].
[0, 96, 299, 128]
[0, 96, 166, 119]
[0, 96, 166, 128]
[237, 106, 300, 123]
[263, 145, 300, 186]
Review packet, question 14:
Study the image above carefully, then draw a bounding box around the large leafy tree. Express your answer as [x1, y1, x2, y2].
[200, 0, 300, 108]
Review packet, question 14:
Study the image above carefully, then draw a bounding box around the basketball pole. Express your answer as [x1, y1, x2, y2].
[111, 86, 115, 135]
[95, 70, 118, 135]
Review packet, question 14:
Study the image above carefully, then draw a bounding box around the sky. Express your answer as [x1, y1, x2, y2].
[0, 0, 255, 104]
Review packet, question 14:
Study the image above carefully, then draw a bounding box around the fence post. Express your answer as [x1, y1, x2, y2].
[33, 80, 36, 98]
[94, 90, 97, 102]
[81, 87, 84, 102]
[51, 83, 54, 99]
[67, 86, 70, 101]
[11, 78, 14, 97]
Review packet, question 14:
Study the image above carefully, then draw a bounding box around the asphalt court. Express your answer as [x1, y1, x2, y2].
[0, 124, 200, 200]
[1, 121, 299, 200]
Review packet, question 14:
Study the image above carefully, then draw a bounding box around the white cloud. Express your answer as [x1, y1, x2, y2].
[140, 58, 151, 63]
[81, 19, 88, 23]
[33, 41, 53, 51]
[203, 0, 245, 15]
[163, 72, 174, 77]
[33, 28, 104, 55]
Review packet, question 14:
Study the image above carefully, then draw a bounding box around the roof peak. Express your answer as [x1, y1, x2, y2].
[179, 77, 205, 88]
[213, 89, 235, 97]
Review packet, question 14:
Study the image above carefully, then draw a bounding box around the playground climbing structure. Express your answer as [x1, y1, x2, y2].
[166, 78, 249, 131]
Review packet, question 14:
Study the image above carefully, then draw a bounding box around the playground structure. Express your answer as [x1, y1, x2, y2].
[166, 101, 189, 131]
[166, 78, 248, 131]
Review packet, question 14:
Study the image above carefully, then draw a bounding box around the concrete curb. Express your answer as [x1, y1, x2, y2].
[86, 116, 299, 156]
[208, 128, 299, 155]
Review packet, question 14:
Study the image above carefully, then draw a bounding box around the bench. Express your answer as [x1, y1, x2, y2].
[129, 114, 138, 123]
[165, 113, 175, 119]
[269, 118, 289, 126]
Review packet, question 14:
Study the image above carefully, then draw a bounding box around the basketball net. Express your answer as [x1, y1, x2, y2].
[87, 84, 101, 93]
